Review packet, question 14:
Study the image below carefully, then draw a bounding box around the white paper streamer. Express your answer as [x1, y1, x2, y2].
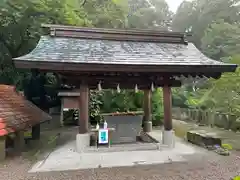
[135, 84, 139, 93]
[151, 82, 155, 92]
[98, 81, 102, 91]
[117, 84, 121, 93]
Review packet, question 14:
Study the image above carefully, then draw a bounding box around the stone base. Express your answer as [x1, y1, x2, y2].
[140, 131, 158, 143]
[76, 133, 90, 153]
[143, 121, 152, 132]
[162, 130, 175, 148]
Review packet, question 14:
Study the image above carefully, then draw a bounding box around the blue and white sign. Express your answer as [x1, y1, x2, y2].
[98, 129, 109, 144]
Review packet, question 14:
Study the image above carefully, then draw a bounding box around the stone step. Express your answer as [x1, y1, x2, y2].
[85, 143, 160, 153]
[187, 130, 222, 147]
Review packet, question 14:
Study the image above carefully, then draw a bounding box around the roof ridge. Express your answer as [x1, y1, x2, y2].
[42, 24, 188, 44]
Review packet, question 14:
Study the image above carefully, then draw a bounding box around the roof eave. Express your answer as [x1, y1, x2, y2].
[13, 59, 238, 74]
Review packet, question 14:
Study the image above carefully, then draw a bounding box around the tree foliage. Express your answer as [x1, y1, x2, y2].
[201, 20, 240, 60]
[4, 0, 240, 122]
[127, 0, 172, 29]
[0, 0, 173, 123]
[202, 56, 240, 115]
[172, 0, 240, 47]
[172, 0, 240, 116]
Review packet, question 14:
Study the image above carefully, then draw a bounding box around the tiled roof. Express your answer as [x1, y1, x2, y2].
[0, 85, 51, 136]
[13, 24, 237, 73]
[14, 35, 233, 67]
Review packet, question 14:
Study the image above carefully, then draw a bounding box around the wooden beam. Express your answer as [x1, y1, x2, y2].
[61, 73, 182, 88]
[60, 72, 222, 79]
[66, 80, 182, 89]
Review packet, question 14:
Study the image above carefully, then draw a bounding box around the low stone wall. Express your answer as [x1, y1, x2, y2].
[187, 130, 222, 147]
[172, 108, 240, 132]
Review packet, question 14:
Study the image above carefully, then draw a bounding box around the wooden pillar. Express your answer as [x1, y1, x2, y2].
[14, 131, 25, 152]
[79, 83, 89, 134]
[32, 124, 40, 140]
[143, 89, 152, 132]
[163, 85, 172, 131]
[0, 136, 6, 161]
[60, 98, 64, 127]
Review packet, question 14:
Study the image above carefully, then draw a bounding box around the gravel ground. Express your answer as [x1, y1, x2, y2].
[1, 150, 240, 180]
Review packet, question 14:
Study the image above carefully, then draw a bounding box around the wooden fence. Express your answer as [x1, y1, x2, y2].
[172, 107, 240, 132]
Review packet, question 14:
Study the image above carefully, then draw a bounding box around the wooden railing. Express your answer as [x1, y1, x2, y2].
[172, 107, 240, 132]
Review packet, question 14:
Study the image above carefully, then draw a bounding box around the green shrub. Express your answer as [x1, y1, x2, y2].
[222, 143, 233, 150]
[152, 88, 164, 126]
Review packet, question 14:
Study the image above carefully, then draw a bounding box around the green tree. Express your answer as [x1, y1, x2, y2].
[201, 20, 240, 60]
[205, 55, 240, 115]
[0, 0, 129, 134]
[171, 0, 240, 116]
[0, 0, 128, 87]
[172, 0, 240, 47]
[127, 0, 172, 29]
[184, 55, 240, 115]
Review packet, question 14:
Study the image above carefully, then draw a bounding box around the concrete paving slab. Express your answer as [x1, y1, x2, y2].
[29, 136, 199, 173]
[99, 151, 185, 168]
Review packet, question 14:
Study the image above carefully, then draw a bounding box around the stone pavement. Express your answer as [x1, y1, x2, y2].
[29, 135, 199, 172]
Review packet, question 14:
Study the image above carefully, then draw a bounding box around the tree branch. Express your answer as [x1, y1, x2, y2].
[80, 0, 87, 6]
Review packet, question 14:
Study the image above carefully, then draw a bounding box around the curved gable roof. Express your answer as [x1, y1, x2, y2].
[13, 24, 237, 74]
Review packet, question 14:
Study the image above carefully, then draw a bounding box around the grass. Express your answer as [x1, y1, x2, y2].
[173, 123, 190, 139]
[222, 143, 233, 150]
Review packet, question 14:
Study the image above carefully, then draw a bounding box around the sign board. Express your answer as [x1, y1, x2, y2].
[98, 129, 109, 144]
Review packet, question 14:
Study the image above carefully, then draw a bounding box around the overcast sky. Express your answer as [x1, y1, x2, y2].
[166, 0, 184, 12]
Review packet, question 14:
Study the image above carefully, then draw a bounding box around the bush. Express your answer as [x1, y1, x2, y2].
[89, 90, 103, 124]
[152, 88, 164, 126]
[152, 114, 164, 126]
[89, 88, 165, 127]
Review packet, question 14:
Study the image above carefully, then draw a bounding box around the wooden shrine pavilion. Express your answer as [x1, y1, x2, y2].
[13, 24, 237, 152]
